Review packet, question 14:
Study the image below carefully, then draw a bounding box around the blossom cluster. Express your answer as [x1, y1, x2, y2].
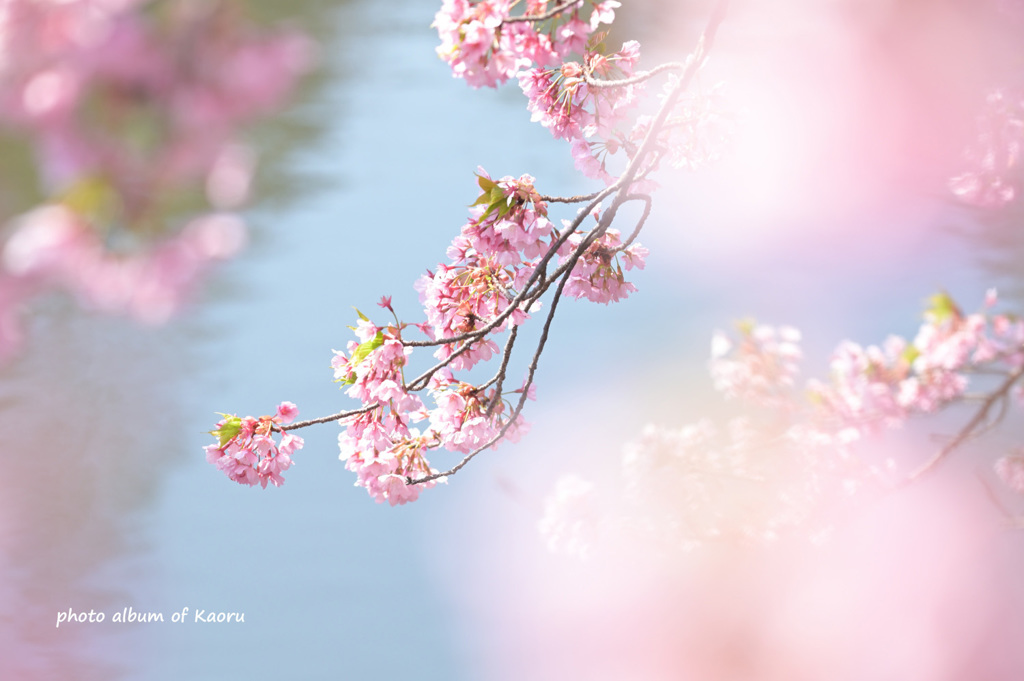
[539, 415, 843, 555]
[996, 453, 1024, 494]
[559, 226, 647, 303]
[205, 156, 643, 503]
[619, 419, 828, 548]
[432, 0, 620, 89]
[433, 0, 727, 188]
[541, 290, 1024, 555]
[327, 173, 553, 505]
[0, 0, 311, 362]
[706, 291, 1024, 502]
[948, 88, 1024, 208]
[518, 39, 638, 141]
[806, 291, 1023, 440]
[710, 322, 802, 408]
[537, 474, 596, 557]
[205, 402, 304, 488]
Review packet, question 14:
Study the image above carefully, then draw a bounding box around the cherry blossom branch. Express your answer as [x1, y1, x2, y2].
[209, 0, 733, 502]
[348, 1, 726, 488]
[408, 259, 574, 485]
[407, 175, 645, 487]
[904, 364, 1024, 484]
[402, 193, 602, 392]
[396, 0, 733, 362]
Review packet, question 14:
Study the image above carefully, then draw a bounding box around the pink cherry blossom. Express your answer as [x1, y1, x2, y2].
[206, 403, 305, 488]
[709, 323, 802, 408]
[341, 429, 441, 506]
[560, 228, 647, 304]
[995, 455, 1024, 494]
[949, 88, 1024, 208]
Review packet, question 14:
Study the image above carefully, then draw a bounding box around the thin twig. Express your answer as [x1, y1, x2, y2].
[271, 403, 378, 433]
[502, 0, 583, 24]
[480, 324, 520, 397]
[539, 190, 604, 203]
[904, 365, 1024, 484]
[585, 61, 687, 89]
[408, 262, 574, 485]
[976, 466, 1020, 527]
[613, 194, 652, 251]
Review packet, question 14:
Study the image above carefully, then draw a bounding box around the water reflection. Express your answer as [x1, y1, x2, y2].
[0, 1, 345, 678]
[0, 305, 187, 679]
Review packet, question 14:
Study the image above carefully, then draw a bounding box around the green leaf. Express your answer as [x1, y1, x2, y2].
[353, 307, 369, 322]
[735, 317, 756, 336]
[349, 330, 385, 367]
[477, 174, 498, 193]
[58, 175, 117, 222]
[925, 291, 960, 323]
[901, 344, 920, 366]
[210, 415, 243, 448]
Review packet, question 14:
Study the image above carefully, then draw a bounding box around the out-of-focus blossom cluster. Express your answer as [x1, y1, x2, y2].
[651, 78, 735, 171]
[948, 88, 1024, 208]
[710, 292, 1024, 444]
[710, 322, 802, 409]
[0, 0, 311, 194]
[541, 290, 1024, 554]
[537, 474, 596, 557]
[205, 402, 304, 488]
[709, 290, 1024, 499]
[618, 420, 830, 549]
[806, 291, 1023, 441]
[540, 416, 842, 554]
[995, 452, 1024, 494]
[0, 0, 312, 361]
